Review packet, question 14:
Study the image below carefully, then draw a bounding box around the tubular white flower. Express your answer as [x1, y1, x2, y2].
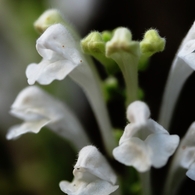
[26, 23, 116, 156]
[59, 145, 119, 195]
[6, 86, 90, 150]
[113, 101, 179, 172]
[158, 21, 195, 130]
[176, 122, 195, 181]
[163, 122, 195, 195]
[26, 23, 81, 85]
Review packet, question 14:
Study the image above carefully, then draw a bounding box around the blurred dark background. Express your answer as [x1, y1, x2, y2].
[1, 0, 195, 194]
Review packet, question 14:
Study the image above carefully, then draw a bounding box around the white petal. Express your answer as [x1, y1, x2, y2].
[73, 167, 98, 181]
[119, 123, 139, 145]
[74, 145, 117, 185]
[178, 40, 195, 70]
[10, 108, 48, 121]
[26, 62, 43, 85]
[147, 119, 168, 134]
[113, 137, 151, 172]
[36, 24, 77, 59]
[8, 86, 90, 149]
[82, 180, 118, 195]
[119, 119, 168, 146]
[180, 22, 195, 47]
[59, 179, 118, 195]
[26, 57, 78, 85]
[180, 147, 195, 169]
[186, 162, 195, 181]
[145, 134, 179, 168]
[10, 87, 61, 121]
[6, 119, 49, 140]
[59, 180, 77, 195]
[26, 24, 83, 85]
[178, 40, 195, 56]
[126, 101, 150, 124]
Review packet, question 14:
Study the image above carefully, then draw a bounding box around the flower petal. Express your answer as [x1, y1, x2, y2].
[10, 86, 64, 121]
[59, 180, 75, 195]
[180, 147, 195, 169]
[119, 123, 139, 145]
[74, 145, 117, 185]
[6, 119, 49, 140]
[186, 162, 195, 181]
[59, 179, 118, 195]
[145, 133, 179, 168]
[59, 145, 118, 195]
[178, 40, 195, 70]
[36, 23, 78, 59]
[126, 101, 150, 124]
[113, 137, 151, 172]
[7, 86, 90, 149]
[26, 23, 83, 85]
[26, 57, 78, 85]
[147, 119, 168, 134]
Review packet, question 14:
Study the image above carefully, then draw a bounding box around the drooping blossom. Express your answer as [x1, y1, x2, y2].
[158, 21, 195, 130]
[113, 101, 179, 172]
[59, 145, 119, 195]
[163, 122, 195, 195]
[7, 86, 90, 150]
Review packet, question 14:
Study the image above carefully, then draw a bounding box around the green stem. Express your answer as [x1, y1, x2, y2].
[114, 55, 139, 106]
[139, 171, 152, 195]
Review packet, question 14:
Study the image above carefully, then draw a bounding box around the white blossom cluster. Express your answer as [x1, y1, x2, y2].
[7, 9, 195, 195]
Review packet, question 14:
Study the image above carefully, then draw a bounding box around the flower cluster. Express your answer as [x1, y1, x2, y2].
[7, 9, 195, 195]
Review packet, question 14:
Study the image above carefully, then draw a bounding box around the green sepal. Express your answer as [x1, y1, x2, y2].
[140, 29, 166, 57]
[81, 31, 120, 75]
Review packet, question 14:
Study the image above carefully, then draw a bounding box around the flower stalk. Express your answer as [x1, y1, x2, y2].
[106, 27, 141, 105]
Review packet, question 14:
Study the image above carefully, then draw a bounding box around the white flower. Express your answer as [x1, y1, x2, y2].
[25, 23, 116, 156]
[177, 122, 195, 181]
[26, 23, 82, 85]
[113, 101, 179, 172]
[158, 21, 195, 130]
[59, 145, 119, 195]
[163, 122, 195, 195]
[7, 86, 90, 150]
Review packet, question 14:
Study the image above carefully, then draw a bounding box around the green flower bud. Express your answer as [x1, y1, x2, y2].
[103, 77, 121, 102]
[81, 31, 105, 55]
[34, 9, 65, 34]
[101, 30, 113, 42]
[140, 29, 166, 56]
[81, 31, 119, 74]
[138, 29, 166, 71]
[106, 27, 140, 58]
